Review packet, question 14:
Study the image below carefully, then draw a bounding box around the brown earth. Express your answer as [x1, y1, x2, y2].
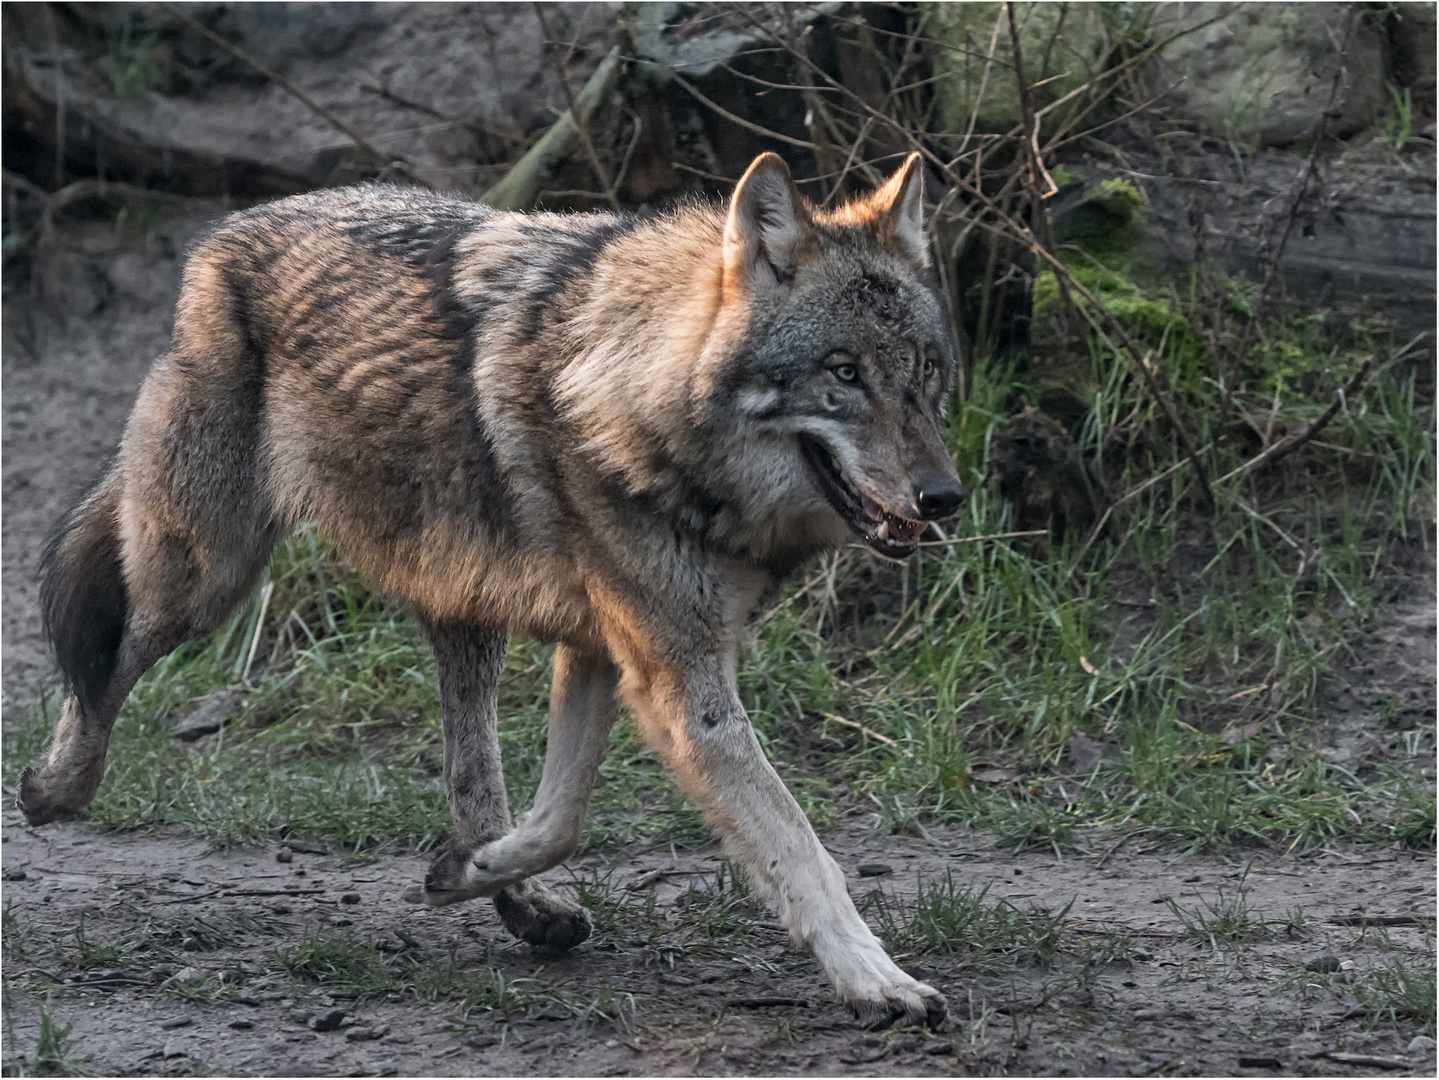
[2, 201, 1436, 1079]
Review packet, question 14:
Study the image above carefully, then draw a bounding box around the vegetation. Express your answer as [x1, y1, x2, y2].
[3, 311, 1432, 858]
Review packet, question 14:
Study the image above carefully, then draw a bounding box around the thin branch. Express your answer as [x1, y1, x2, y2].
[1214, 357, 1376, 484]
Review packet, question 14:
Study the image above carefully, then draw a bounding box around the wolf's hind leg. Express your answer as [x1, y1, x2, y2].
[20, 470, 275, 824]
[416, 627, 615, 950]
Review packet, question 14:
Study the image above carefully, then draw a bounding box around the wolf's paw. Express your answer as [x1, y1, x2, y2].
[830, 947, 947, 1029]
[847, 978, 947, 1030]
[416, 846, 487, 907]
[494, 880, 592, 952]
[16, 766, 85, 826]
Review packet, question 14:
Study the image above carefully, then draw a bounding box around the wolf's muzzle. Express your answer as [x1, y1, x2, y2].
[913, 477, 965, 521]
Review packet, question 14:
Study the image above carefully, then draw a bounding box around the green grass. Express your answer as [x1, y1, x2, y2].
[267, 929, 534, 1013]
[1355, 955, 1438, 1034]
[2, 300, 1433, 864]
[4, 1007, 88, 1078]
[862, 872, 1070, 970]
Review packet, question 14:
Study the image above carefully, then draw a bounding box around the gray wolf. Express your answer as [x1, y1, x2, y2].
[21, 151, 963, 1026]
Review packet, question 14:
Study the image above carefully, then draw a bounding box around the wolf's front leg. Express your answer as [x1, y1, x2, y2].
[417, 623, 615, 950]
[625, 655, 946, 1028]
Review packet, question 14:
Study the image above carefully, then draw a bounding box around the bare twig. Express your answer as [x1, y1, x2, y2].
[481, 45, 622, 209]
[1215, 357, 1376, 485]
[667, 69, 820, 151]
[533, 3, 618, 209]
[820, 713, 915, 759]
[1226, 13, 1356, 381]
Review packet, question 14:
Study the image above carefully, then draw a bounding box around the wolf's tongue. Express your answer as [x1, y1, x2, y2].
[859, 492, 885, 524]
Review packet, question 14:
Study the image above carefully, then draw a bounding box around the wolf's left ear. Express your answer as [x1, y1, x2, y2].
[871, 152, 929, 269]
[724, 153, 813, 293]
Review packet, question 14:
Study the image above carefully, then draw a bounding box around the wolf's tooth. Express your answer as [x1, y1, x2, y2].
[875, 521, 889, 541]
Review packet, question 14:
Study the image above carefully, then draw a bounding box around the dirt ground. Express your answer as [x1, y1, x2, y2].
[3, 204, 1436, 1078]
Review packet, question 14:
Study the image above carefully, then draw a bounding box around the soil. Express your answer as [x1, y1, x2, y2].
[3, 202, 1436, 1078]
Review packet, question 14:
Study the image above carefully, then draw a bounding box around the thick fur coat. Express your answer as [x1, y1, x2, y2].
[23, 153, 964, 1025]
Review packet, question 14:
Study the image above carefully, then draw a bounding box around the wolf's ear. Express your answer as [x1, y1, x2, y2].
[724, 153, 813, 293]
[871, 152, 929, 268]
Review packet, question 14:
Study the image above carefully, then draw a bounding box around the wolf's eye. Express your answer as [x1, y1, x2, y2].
[922, 345, 941, 380]
[831, 363, 859, 384]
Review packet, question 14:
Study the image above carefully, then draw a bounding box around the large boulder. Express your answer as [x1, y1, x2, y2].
[924, 2, 1117, 135]
[1146, 3, 1387, 147]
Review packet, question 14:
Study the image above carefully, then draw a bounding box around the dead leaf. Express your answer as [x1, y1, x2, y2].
[969, 765, 1018, 784]
[1068, 732, 1104, 773]
[1221, 720, 1265, 745]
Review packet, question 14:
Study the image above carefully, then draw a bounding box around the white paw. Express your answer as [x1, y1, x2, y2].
[826, 940, 947, 1029]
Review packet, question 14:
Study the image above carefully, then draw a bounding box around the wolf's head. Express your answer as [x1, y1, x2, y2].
[706, 152, 964, 561]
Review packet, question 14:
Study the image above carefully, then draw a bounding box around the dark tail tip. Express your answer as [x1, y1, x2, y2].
[39, 473, 128, 711]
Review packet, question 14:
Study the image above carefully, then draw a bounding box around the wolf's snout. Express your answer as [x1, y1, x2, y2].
[913, 476, 965, 521]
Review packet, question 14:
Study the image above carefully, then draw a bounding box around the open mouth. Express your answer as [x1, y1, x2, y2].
[800, 436, 926, 558]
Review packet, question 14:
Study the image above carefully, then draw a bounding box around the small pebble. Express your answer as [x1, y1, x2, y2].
[161, 1040, 186, 1059]
[1134, 1008, 1164, 1021]
[229, 1019, 254, 1031]
[924, 1042, 955, 1056]
[856, 863, 893, 878]
[160, 1018, 192, 1030]
[345, 1027, 376, 1043]
[159, 967, 206, 990]
[309, 1008, 349, 1032]
[271, 903, 291, 915]
[276, 846, 293, 864]
[384, 1033, 413, 1045]
[341, 893, 361, 905]
[181, 935, 200, 951]
[1408, 1036, 1436, 1055]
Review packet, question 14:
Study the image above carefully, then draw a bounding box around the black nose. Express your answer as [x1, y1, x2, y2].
[914, 477, 965, 521]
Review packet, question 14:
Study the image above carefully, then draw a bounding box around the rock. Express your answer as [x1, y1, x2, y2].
[159, 966, 206, 991]
[1067, 732, 1105, 774]
[161, 1040, 187, 1059]
[159, 1017, 193, 1030]
[1146, 3, 1387, 147]
[384, 1033, 414, 1045]
[924, 2, 1115, 135]
[341, 893, 361, 905]
[1305, 956, 1341, 973]
[856, 863, 893, 878]
[276, 846, 293, 864]
[229, 1019, 255, 1031]
[309, 1009, 349, 1033]
[181, 935, 200, 951]
[345, 1027, 377, 1043]
[924, 1041, 955, 1056]
[1408, 1036, 1437, 1055]
[171, 687, 247, 741]
[1134, 1008, 1165, 1021]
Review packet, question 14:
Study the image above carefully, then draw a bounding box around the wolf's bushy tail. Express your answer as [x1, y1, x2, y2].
[39, 470, 128, 710]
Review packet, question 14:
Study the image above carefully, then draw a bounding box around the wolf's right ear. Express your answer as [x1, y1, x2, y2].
[724, 153, 813, 294]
